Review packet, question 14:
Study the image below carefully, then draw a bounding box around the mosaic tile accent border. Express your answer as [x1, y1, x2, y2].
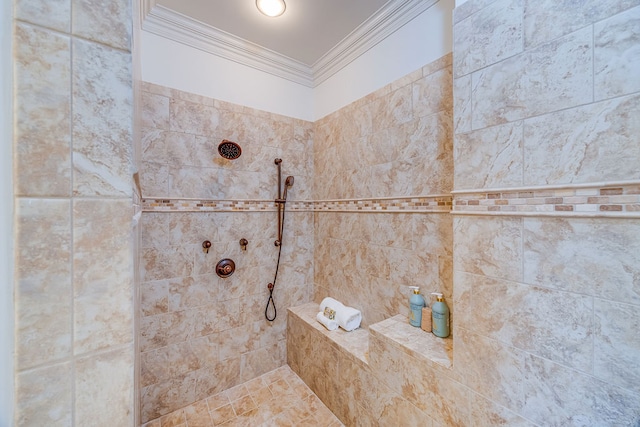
[141, 195, 453, 213]
[452, 182, 640, 218]
[143, 183, 640, 218]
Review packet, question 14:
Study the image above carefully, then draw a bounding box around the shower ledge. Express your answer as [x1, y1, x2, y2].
[288, 303, 453, 369]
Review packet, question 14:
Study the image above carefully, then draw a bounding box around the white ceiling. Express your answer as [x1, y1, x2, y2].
[156, 0, 390, 66]
[142, 0, 439, 86]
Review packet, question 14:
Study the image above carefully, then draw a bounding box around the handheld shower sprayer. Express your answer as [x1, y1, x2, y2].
[266, 159, 294, 322]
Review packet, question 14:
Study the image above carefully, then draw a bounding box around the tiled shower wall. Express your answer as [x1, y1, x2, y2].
[13, 0, 135, 425]
[452, 0, 640, 424]
[138, 82, 314, 423]
[313, 55, 454, 327]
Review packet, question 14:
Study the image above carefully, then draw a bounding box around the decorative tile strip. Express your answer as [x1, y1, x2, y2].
[142, 196, 453, 213]
[452, 182, 640, 218]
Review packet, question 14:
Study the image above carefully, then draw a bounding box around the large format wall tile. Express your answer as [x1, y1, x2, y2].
[455, 328, 524, 412]
[15, 0, 70, 32]
[456, 272, 593, 372]
[522, 354, 640, 426]
[524, 218, 640, 305]
[454, 0, 523, 77]
[523, 94, 640, 185]
[594, 299, 640, 394]
[72, 38, 132, 197]
[16, 362, 72, 427]
[594, 5, 640, 100]
[453, 74, 472, 134]
[15, 199, 72, 369]
[471, 27, 592, 129]
[75, 346, 135, 426]
[73, 199, 133, 354]
[72, 0, 131, 51]
[14, 23, 71, 197]
[455, 121, 523, 189]
[524, 0, 639, 49]
[453, 216, 522, 282]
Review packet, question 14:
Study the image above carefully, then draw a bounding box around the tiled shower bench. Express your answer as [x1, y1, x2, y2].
[287, 303, 465, 426]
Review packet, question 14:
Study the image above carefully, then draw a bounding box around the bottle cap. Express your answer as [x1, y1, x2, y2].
[431, 292, 443, 301]
[409, 286, 420, 294]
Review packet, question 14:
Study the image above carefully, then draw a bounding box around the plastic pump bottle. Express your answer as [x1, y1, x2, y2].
[409, 287, 425, 327]
[431, 293, 450, 338]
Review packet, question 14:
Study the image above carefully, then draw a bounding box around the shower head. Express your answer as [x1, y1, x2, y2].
[218, 140, 242, 160]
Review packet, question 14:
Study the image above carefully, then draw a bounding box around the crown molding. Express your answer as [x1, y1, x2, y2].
[312, 0, 439, 85]
[141, 0, 437, 88]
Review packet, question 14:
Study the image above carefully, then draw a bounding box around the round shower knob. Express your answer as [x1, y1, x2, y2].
[216, 258, 236, 278]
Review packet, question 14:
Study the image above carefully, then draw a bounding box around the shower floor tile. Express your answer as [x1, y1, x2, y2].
[142, 365, 344, 427]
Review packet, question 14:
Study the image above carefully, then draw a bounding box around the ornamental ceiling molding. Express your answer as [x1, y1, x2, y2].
[140, 0, 438, 88]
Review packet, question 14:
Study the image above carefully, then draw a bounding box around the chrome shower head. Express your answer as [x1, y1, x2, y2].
[218, 140, 242, 160]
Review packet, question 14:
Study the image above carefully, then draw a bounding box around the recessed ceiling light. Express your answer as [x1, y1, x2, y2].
[256, 0, 286, 17]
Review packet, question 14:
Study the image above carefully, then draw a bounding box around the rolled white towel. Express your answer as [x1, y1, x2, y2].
[320, 297, 344, 313]
[316, 311, 339, 331]
[319, 297, 362, 332]
[335, 305, 362, 332]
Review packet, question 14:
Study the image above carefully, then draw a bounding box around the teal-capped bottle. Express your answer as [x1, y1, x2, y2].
[431, 293, 450, 338]
[409, 286, 425, 327]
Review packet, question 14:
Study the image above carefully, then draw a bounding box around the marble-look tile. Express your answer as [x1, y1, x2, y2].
[469, 392, 536, 426]
[372, 85, 413, 133]
[75, 346, 134, 426]
[140, 212, 171, 248]
[72, 0, 131, 50]
[169, 99, 219, 136]
[140, 245, 194, 282]
[457, 272, 594, 371]
[405, 111, 454, 193]
[15, 199, 71, 369]
[14, 23, 71, 197]
[15, 0, 70, 32]
[72, 38, 132, 196]
[141, 128, 170, 166]
[168, 275, 218, 312]
[594, 299, 640, 394]
[240, 341, 286, 383]
[140, 161, 170, 197]
[139, 310, 195, 353]
[594, 5, 640, 100]
[73, 199, 133, 354]
[140, 341, 202, 388]
[16, 362, 72, 427]
[523, 94, 640, 185]
[524, 0, 639, 48]
[455, 121, 523, 190]
[141, 371, 197, 423]
[412, 66, 453, 118]
[522, 353, 640, 426]
[454, 0, 523, 77]
[141, 92, 171, 130]
[471, 27, 592, 129]
[453, 0, 501, 24]
[183, 400, 213, 427]
[453, 216, 523, 282]
[194, 357, 242, 401]
[217, 169, 274, 200]
[453, 74, 472, 134]
[141, 280, 169, 317]
[455, 328, 524, 412]
[413, 214, 453, 257]
[169, 166, 223, 199]
[524, 218, 640, 305]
